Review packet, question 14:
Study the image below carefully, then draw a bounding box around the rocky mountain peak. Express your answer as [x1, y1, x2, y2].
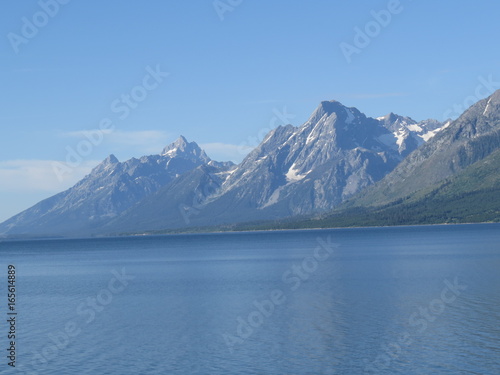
[305, 100, 358, 126]
[104, 154, 119, 164]
[162, 135, 188, 154]
[377, 112, 416, 131]
[161, 136, 210, 163]
[90, 153, 120, 175]
[378, 112, 398, 122]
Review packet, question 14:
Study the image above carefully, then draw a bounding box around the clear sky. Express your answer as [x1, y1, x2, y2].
[1, 0, 500, 222]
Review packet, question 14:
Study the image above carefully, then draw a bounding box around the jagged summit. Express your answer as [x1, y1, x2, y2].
[317, 100, 344, 112]
[90, 153, 120, 175]
[162, 135, 188, 153]
[105, 154, 119, 164]
[162, 135, 188, 155]
[378, 112, 413, 123]
[161, 136, 210, 163]
[306, 100, 359, 126]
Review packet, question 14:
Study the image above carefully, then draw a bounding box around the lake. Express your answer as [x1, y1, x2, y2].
[1, 224, 500, 374]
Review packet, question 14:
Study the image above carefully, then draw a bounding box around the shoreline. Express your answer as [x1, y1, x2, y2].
[1, 221, 499, 243]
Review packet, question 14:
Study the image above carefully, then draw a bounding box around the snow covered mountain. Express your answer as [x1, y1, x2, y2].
[348, 89, 500, 208]
[376, 113, 449, 156]
[0, 100, 445, 237]
[100, 101, 445, 233]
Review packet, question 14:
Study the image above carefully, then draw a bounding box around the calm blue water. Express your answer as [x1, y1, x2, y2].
[1, 224, 500, 374]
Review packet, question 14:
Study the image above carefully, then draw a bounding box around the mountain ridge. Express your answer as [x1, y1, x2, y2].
[97, 100, 446, 234]
[0, 137, 225, 236]
[5, 91, 498, 237]
[347, 90, 500, 208]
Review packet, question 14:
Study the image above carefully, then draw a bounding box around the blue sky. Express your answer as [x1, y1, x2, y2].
[1, 0, 500, 222]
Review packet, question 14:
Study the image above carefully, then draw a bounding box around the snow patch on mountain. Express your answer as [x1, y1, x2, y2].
[285, 163, 307, 183]
[483, 98, 492, 115]
[306, 115, 326, 144]
[375, 114, 445, 155]
[394, 130, 406, 147]
[420, 120, 452, 142]
[407, 124, 423, 132]
[163, 148, 178, 157]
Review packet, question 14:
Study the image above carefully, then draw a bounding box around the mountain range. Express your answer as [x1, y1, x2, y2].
[2, 90, 499, 238]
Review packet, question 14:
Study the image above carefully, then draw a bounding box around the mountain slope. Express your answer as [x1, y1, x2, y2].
[0, 99, 445, 237]
[219, 147, 500, 232]
[376, 113, 445, 157]
[100, 163, 234, 234]
[0, 136, 216, 236]
[311, 147, 500, 228]
[102, 101, 443, 233]
[349, 90, 500, 208]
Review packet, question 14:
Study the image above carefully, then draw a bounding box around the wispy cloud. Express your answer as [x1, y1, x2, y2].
[0, 159, 97, 193]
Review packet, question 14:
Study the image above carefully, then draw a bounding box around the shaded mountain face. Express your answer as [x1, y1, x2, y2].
[101, 101, 444, 233]
[0, 136, 222, 236]
[0, 98, 447, 237]
[349, 90, 500, 207]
